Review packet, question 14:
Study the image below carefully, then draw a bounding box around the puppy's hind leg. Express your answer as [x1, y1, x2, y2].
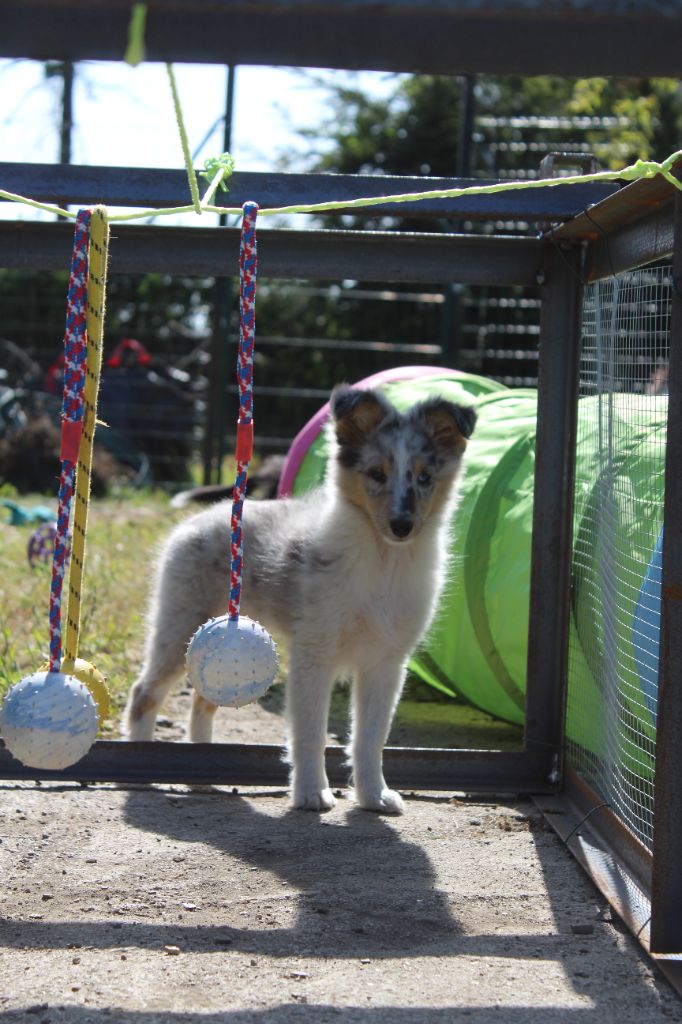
[124, 519, 227, 740]
[350, 654, 408, 815]
[124, 588, 207, 740]
[124, 630, 188, 741]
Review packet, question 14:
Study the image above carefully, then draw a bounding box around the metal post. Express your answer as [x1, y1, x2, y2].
[650, 192, 682, 955]
[441, 75, 476, 367]
[59, 60, 74, 165]
[53, 59, 74, 222]
[524, 239, 585, 774]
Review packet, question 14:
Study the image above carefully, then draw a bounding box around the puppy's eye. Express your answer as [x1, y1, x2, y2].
[417, 470, 432, 487]
[367, 466, 387, 485]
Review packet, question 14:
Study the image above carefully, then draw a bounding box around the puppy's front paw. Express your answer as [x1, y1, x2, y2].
[292, 787, 336, 812]
[356, 787, 405, 816]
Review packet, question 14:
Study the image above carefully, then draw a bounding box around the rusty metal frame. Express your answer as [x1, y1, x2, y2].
[548, 163, 680, 280]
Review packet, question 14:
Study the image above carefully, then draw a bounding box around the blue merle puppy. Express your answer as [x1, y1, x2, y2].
[125, 385, 476, 815]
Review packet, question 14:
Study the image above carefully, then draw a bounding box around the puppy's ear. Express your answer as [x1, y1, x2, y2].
[415, 398, 477, 452]
[330, 385, 391, 449]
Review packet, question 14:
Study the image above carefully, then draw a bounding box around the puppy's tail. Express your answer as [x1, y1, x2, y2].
[171, 455, 287, 508]
[170, 484, 232, 509]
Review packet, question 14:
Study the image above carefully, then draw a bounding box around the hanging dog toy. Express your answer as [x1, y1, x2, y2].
[0, 208, 111, 769]
[186, 203, 278, 706]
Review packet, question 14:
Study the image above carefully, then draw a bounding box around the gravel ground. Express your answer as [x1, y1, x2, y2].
[1, 697, 681, 1023]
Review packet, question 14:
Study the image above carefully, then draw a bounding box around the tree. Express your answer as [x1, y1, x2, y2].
[567, 78, 682, 169]
[295, 72, 682, 194]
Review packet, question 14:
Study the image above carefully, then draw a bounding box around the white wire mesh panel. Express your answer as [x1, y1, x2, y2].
[566, 265, 670, 851]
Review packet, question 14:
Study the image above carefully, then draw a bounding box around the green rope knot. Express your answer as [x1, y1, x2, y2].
[617, 153, 682, 192]
[619, 159, 661, 182]
[201, 153, 236, 193]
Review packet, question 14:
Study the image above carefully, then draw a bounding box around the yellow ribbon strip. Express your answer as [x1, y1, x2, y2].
[64, 206, 110, 662]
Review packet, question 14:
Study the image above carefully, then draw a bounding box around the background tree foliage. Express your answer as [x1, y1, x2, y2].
[568, 78, 682, 168]
[299, 74, 682, 182]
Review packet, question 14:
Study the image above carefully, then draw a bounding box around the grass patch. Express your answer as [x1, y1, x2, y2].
[0, 490, 183, 735]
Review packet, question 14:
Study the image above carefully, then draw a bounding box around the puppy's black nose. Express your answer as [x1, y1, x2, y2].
[390, 516, 413, 539]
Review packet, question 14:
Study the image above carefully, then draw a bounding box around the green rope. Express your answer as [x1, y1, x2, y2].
[0, 188, 78, 220]
[200, 166, 231, 209]
[124, 4, 147, 67]
[166, 63, 202, 215]
[3, 152, 682, 224]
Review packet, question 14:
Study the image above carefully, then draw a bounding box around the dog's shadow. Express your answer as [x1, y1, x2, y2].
[122, 786, 460, 959]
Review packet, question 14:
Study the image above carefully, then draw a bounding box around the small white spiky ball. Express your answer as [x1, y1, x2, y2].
[0, 670, 99, 770]
[186, 615, 278, 707]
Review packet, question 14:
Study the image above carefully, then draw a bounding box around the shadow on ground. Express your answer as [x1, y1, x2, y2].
[2, 782, 679, 1022]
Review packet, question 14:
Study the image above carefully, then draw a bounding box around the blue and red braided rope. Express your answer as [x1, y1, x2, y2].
[48, 209, 91, 671]
[228, 202, 258, 620]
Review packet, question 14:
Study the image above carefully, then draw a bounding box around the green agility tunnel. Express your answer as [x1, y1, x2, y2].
[566, 393, 666, 779]
[279, 368, 666, 749]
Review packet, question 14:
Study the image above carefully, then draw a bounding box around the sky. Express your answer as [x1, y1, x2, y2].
[0, 59, 400, 223]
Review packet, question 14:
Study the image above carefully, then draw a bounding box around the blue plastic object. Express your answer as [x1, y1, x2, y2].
[2, 499, 54, 526]
[632, 527, 663, 726]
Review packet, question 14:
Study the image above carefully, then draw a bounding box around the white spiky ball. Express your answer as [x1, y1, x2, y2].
[0, 670, 99, 770]
[186, 615, 278, 707]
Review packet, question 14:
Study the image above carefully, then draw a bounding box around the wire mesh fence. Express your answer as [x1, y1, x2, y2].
[566, 264, 670, 851]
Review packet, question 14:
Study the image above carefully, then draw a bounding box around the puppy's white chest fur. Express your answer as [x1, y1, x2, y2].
[309, 503, 440, 662]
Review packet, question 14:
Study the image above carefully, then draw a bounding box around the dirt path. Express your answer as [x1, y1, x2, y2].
[1, 690, 681, 1021]
[2, 791, 682, 1019]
